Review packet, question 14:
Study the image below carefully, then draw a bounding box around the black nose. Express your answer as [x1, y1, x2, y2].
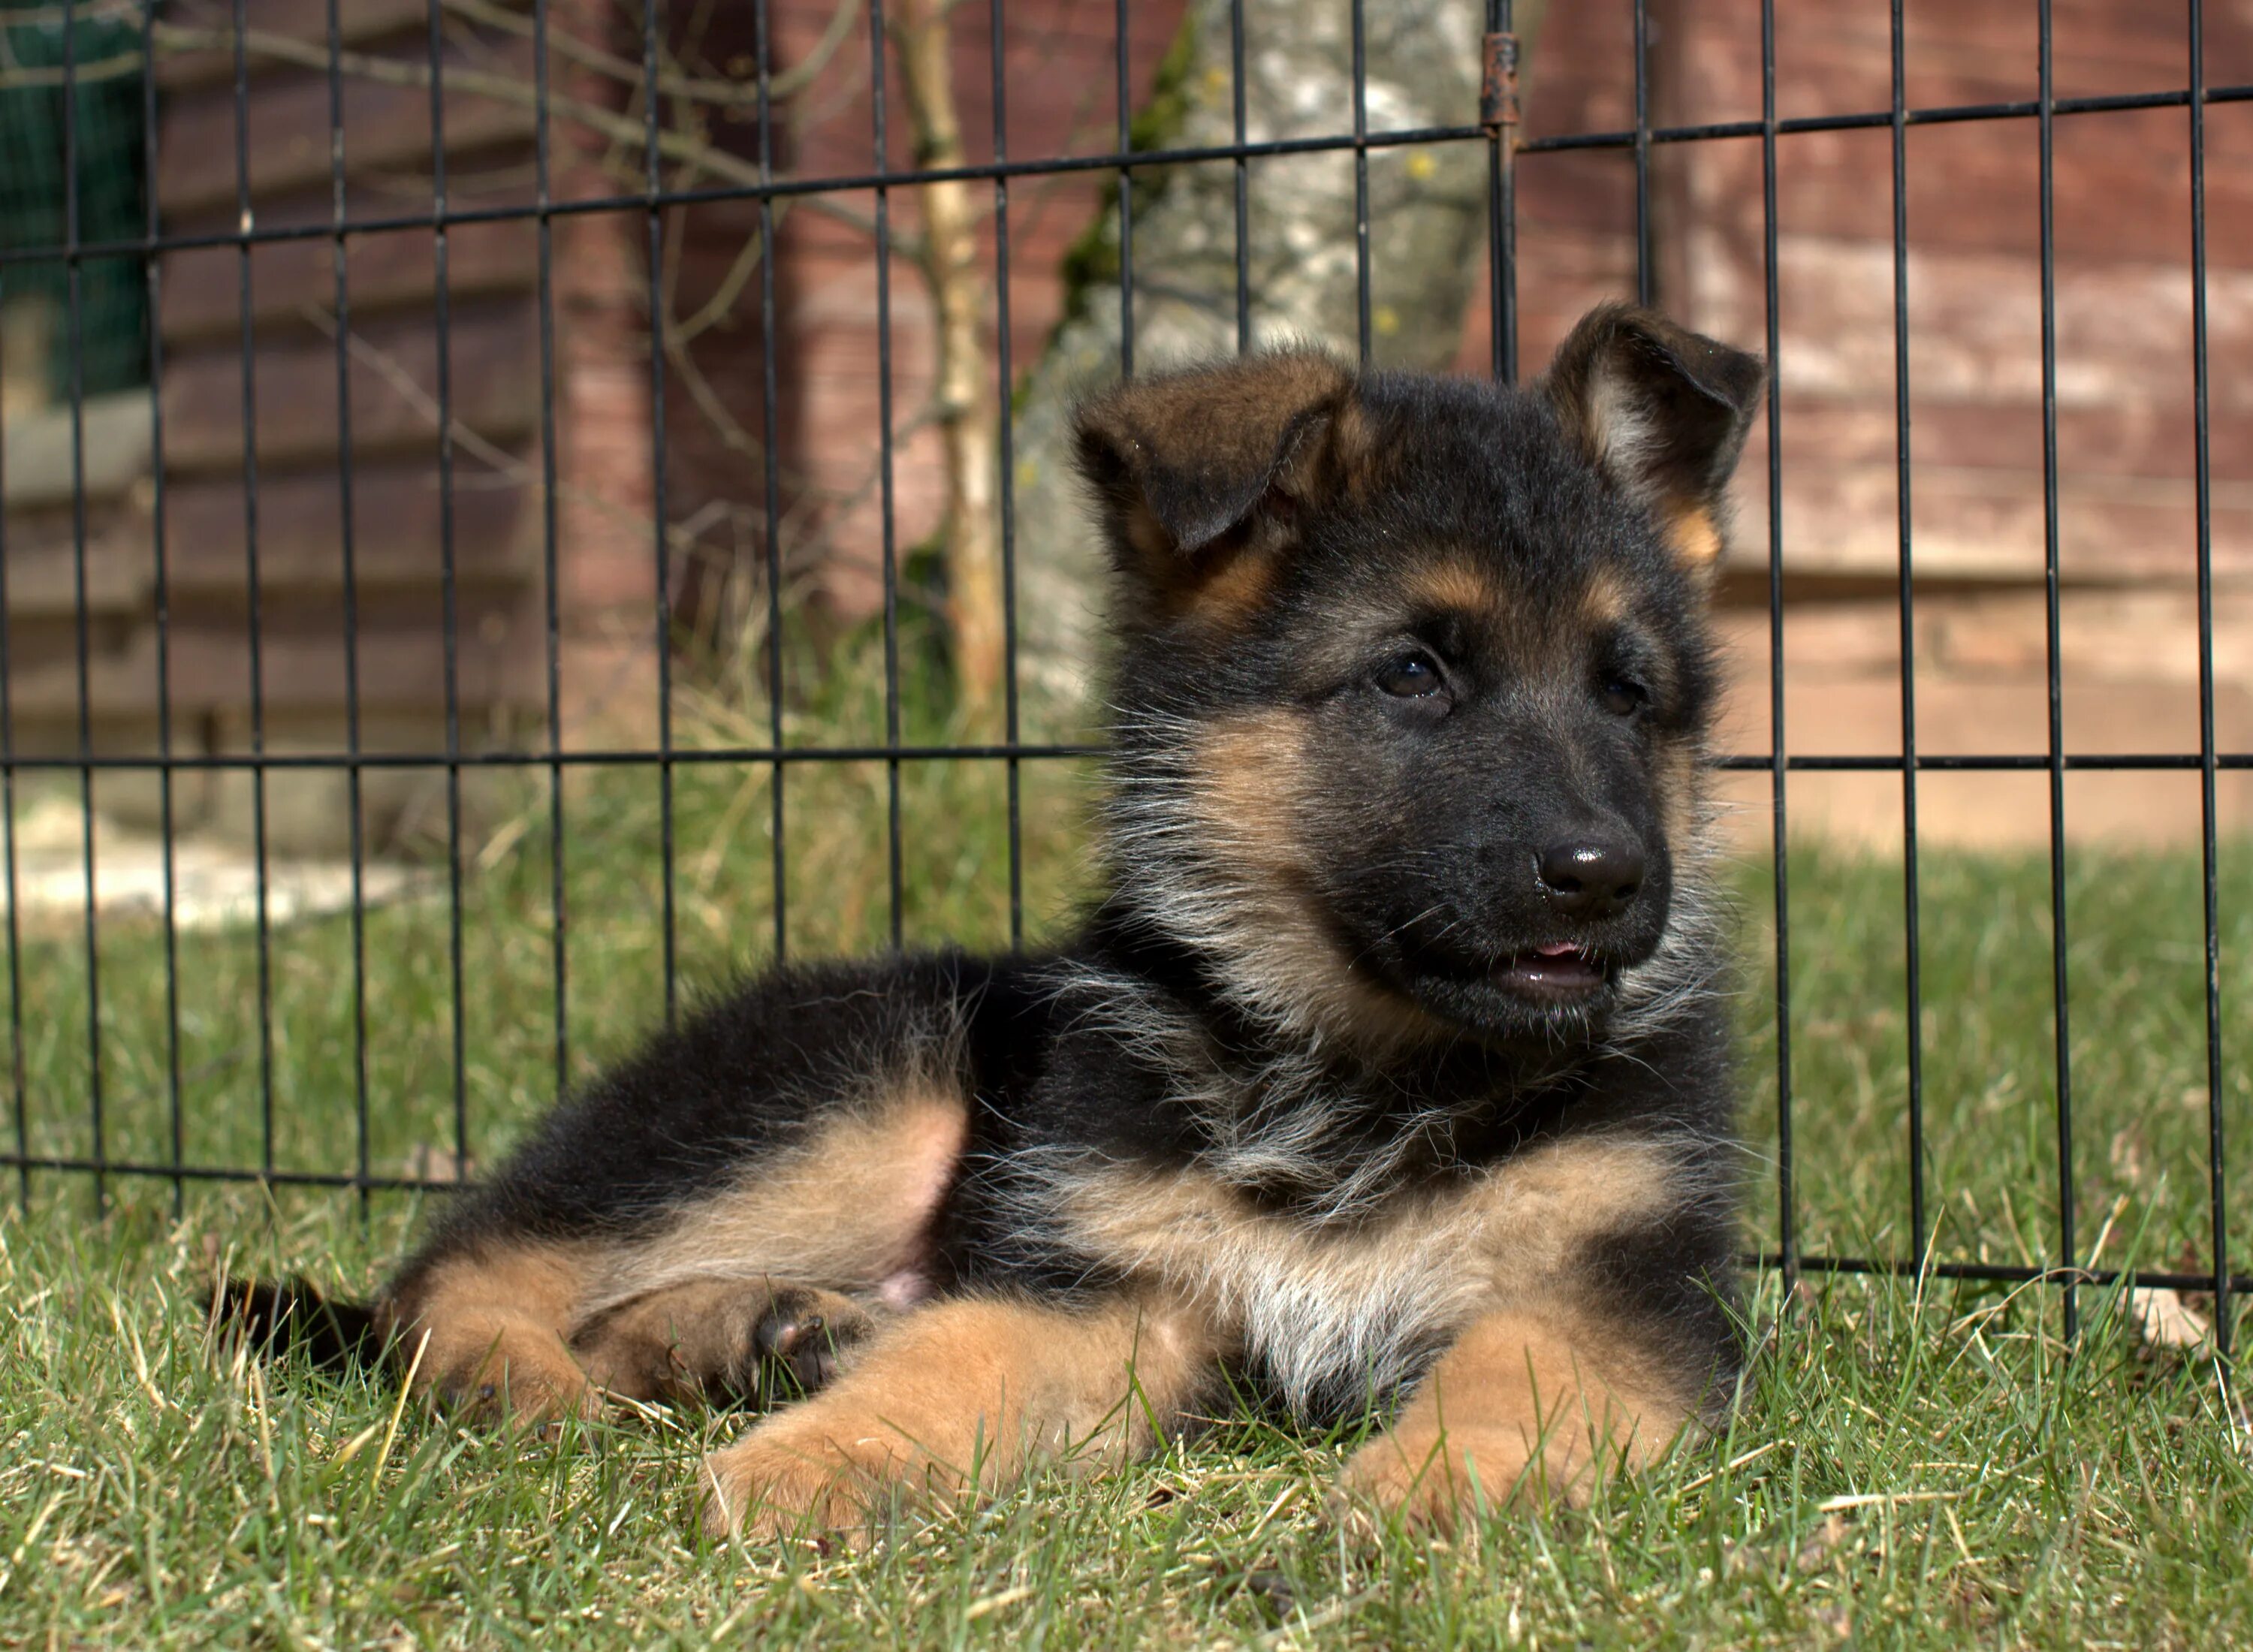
[1537, 835, 1645, 919]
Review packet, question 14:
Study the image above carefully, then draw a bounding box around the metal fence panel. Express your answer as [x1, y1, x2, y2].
[0, 0, 2239, 1356]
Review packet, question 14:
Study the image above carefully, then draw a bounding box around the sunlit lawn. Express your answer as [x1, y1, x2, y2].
[0, 635, 2245, 1647]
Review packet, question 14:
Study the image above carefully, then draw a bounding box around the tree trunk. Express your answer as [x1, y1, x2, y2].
[1006, 0, 1546, 719]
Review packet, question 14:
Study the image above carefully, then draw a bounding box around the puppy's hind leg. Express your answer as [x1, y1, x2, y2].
[572, 1277, 885, 1408]
[566, 1082, 971, 1409]
[378, 1241, 601, 1427]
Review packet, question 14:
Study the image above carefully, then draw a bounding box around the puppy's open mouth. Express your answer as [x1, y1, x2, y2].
[1493, 942, 1607, 1003]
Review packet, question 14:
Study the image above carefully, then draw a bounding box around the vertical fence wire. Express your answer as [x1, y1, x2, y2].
[1760, 0, 1797, 1290]
[871, 0, 902, 948]
[871, 0, 904, 949]
[757, 0, 789, 962]
[326, 0, 372, 1209]
[65, 0, 103, 1213]
[533, 0, 572, 1088]
[1230, 0, 1251, 355]
[1350, 0, 1371, 365]
[2035, 0, 2080, 1342]
[141, 0, 185, 1216]
[1631, 0, 1651, 306]
[1485, 0, 1516, 382]
[227, 0, 273, 1195]
[2188, 0, 2232, 1356]
[644, 0, 680, 1019]
[1889, 0, 1927, 1264]
[0, 148, 20, 1210]
[427, 0, 471, 1173]
[991, 0, 1024, 946]
[1114, 0, 1133, 378]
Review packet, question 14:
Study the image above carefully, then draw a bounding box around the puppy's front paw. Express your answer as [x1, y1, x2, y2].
[698, 1423, 897, 1542]
[1335, 1421, 1580, 1534]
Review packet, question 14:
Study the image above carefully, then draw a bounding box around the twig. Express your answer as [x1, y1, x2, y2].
[1817, 1489, 1970, 1512]
[297, 300, 724, 568]
[0, 50, 141, 89]
[1671, 1439, 1781, 1497]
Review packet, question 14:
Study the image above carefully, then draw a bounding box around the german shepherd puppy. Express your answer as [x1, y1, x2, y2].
[225, 303, 1763, 1539]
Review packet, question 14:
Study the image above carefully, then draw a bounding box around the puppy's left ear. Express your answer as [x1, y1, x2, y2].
[1543, 303, 1765, 579]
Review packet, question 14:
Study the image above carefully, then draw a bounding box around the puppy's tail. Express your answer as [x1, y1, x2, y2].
[207, 1275, 385, 1372]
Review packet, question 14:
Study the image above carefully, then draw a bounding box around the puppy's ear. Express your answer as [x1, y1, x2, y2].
[1543, 303, 1764, 578]
[1073, 351, 1360, 619]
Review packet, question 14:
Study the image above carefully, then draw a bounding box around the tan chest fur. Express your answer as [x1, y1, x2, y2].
[1050, 1133, 1687, 1414]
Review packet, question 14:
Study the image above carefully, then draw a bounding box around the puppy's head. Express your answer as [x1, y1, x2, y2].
[1075, 304, 1763, 1053]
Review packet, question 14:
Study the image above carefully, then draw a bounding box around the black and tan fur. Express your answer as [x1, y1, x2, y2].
[221, 303, 1765, 1539]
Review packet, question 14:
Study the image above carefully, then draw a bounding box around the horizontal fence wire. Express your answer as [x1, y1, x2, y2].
[6, 747, 2253, 773]
[0, 1, 2236, 1352]
[14, 82, 2253, 270]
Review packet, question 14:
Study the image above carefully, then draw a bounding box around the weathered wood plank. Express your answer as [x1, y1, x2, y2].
[1718, 457, 2253, 582]
[161, 466, 535, 593]
[0, 601, 533, 722]
[1669, 0, 2253, 263]
[161, 216, 538, 346]
[2, 509, 161, 619]
[158, 300, 541, 475]
[1712, 588, 2253, 687]
[156, 34, 536, 218]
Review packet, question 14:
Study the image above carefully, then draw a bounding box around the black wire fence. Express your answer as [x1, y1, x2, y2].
[0, 0, 2242, 1357]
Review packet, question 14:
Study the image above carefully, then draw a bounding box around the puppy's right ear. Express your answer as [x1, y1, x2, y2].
[1072, 351, 1359, 621]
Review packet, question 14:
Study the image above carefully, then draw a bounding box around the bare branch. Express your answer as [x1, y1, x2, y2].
[0, 49, 140, 89]
[294, 300, 725, 569]
[150, 20, 774, 193]
[4, 0, 861, 104]
[671, 221, 771, 346]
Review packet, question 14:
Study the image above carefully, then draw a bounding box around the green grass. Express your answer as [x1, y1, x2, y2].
[0, 639, 2246, 1646]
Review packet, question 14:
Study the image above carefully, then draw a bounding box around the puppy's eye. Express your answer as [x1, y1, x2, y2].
[1600, 677, 1648, 716]
[1375, 650, 1445, 698]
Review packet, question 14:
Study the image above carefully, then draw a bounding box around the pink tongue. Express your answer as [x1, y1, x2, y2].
[1534, 942, 1582, 958]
